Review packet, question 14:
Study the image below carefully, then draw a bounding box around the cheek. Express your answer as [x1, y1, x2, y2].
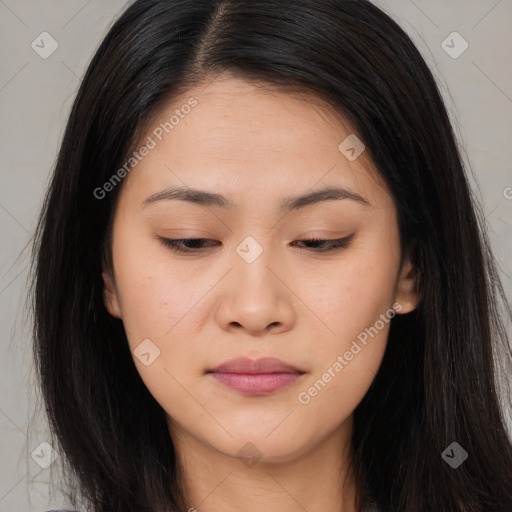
[294, 266, 396, 433]
[300, 250, 399, 350]
[116, 270, 182, 341]
[111, 245, 207, 417]
[112, 229, 198, 337]
[111, 232, 222, 393]
[293, 241, 399, 408]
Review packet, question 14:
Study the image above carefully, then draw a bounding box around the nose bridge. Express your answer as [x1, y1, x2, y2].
[213, 233, 295, 334]
[233, 234, 280, 297]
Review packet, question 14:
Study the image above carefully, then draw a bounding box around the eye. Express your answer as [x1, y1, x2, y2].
[159, 235, 354, 254]
[290, 234, 354, 252]
[159, 238, 220, 253]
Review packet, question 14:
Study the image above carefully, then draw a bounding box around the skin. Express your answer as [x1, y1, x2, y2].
[102, 73, 420, 512]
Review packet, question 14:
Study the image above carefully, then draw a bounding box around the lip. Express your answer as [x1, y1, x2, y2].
[207, 357, 306, 395]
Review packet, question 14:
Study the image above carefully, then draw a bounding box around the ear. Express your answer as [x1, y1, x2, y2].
[101, 265, 122, 319]
[394, 253, 421, 314]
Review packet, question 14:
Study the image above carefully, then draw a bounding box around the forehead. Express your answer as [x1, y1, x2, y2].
[118, 75, 391, 213]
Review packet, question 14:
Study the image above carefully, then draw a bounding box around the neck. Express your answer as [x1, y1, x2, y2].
[170, 415, 358, 512]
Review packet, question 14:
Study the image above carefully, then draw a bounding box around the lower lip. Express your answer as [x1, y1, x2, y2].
[210, 372, 303, 395]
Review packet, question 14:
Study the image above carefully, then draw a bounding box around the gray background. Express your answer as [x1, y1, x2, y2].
[0, 1, 511, 510]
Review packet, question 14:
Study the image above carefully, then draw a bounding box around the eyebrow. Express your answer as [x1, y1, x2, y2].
[141, 185, 371, 211]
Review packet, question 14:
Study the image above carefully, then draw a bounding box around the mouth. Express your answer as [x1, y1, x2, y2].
[206, 356, 306, 396]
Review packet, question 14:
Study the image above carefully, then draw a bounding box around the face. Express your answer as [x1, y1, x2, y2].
[102, 74, 419, 465]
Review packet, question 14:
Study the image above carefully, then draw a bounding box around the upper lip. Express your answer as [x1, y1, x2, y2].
[208, 357, 305, 374]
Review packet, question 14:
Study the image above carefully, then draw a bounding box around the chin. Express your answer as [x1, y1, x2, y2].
[205, 428, 317, 466]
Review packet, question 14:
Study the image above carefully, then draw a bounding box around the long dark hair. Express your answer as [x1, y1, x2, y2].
[30, 0, 512, 510]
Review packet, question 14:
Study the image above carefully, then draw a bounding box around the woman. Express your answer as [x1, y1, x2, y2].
[32, 0, 512, 511]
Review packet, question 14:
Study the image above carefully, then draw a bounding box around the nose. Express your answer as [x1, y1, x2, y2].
[213, 245, 296, 336]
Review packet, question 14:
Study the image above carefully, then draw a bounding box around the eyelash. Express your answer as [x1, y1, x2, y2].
[159, 235, 354, 254]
